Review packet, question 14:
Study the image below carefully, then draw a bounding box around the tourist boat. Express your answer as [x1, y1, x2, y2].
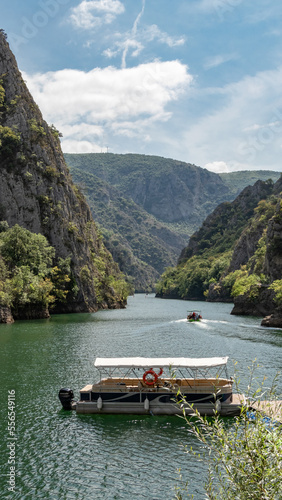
[58, 356, 244, 416]
[187, 311, 202, 322]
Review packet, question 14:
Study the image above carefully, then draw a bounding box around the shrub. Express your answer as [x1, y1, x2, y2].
[175, 364, 282, 499]
[231, 273, 264, 300]
[269, 280, 282, 305]
[44, 165, 60, 179]
[50, 124, 63, 139]
[28, 118, 46, 138]
[0, 125, 21, 155]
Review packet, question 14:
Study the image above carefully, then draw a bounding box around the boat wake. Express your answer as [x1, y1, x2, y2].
[203, 319, 228, 325]
[238, 322, 282, 332]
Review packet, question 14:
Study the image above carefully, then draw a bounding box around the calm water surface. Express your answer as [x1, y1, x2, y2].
[1, 295, 282, 499]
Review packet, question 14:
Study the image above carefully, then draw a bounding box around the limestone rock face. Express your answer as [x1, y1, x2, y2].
[0, 31, 126, 314]
[264, 209, 282, 281]
[179, 180, 273, 263]
[0, 306, 14, 323]
[125, 166, 229, 223]
[231, 287, 275, 317]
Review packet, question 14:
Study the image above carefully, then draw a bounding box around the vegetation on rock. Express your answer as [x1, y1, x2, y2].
[0, 32, 129, 321]
[156, 180, 275, 302]
[157, 175, 282, 324]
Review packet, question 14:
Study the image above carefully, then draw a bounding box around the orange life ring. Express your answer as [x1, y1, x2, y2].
[157, 368, 163, 377]
[143, 369, 158, 386]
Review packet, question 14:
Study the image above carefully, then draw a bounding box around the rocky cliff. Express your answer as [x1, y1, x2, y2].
[230, 183, 282, 325]
[0, 31, 127, 318]
[156, 174, 282, 326]
[65, 153, 231, 226]
[179, 180, 274, 263]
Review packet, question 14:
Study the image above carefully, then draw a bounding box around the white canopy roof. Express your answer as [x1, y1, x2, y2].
[94, 357, 228, 369]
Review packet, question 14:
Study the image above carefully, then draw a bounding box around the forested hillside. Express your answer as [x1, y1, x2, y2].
[0, 31, 128, 322]
[65, 152, 279, 291]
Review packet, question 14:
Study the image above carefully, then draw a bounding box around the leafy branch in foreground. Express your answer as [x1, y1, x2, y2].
[174, 363, 282, 500]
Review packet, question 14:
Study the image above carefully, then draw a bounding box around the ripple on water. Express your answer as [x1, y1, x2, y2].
[1, 295, 281, 499]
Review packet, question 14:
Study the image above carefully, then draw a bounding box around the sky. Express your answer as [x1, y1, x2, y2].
[2, 0, 282, 173]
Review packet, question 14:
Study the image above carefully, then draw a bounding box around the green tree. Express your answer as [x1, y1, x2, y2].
[11, 266, 54, 314]
[0, 224, 55, 274]
[50, 257, 72, 303]
[231, 272, 265, 300]
[0, 225, 73, 317]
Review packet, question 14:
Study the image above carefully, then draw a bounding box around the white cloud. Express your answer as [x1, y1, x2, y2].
[99, 0, 185, 68]
[23, 60, 192, 153]
[62, 139, 102, 153]
[69, 0, 125, 30]
[180, 66, 282, 171]
[144, 25, 186, 47]
[23, 62, 282, 171]
[103, 24, 186, 67]
[204, 161, 229, 173]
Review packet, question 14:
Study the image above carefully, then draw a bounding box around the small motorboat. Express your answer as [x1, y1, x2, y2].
[187, 311, 202, 322]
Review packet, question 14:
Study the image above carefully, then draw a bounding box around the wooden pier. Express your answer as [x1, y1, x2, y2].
[250, 400, 282, 423]
[226, 394, 282, 422]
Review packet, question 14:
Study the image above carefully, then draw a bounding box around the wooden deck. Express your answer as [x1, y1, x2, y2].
[250, 400, 282, 422]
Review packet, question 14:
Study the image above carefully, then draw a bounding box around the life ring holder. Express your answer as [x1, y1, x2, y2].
[143, 368, 163, 386]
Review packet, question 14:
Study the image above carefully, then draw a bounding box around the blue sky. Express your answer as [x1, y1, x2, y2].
[2, 0, 282, 172]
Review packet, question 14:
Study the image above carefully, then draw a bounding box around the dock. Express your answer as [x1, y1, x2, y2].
[250, 400, 282, 423]
[224, 394, 282, 423]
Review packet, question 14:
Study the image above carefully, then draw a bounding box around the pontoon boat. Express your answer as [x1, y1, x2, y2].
[59, 357, 243, 416]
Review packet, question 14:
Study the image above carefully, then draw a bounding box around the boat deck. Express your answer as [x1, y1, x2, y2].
[86, 377, 233, 393]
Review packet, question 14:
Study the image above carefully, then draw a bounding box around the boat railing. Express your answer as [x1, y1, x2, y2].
[91, 377, 233, 393]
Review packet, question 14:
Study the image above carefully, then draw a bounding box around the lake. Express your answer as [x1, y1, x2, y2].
[1, 294, 282, 499]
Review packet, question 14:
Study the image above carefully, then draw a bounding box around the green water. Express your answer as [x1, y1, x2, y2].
[1, 294, 282, 499]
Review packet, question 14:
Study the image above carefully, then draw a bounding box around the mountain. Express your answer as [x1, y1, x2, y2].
[65, 153, 231, 230]
[219, 170, 280, 197]
[68, 165, 187, 292]
[0, 30, 128, 321]
[156, 174, 282, 326]
[65, 152, 280, 291]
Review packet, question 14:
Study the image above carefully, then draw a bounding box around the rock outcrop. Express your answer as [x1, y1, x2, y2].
[261, 312, 282, 328]
[0, 31, 127, 319]
[231, 286, 275, 317]
[230, 188, 282, 325]
[0, 305, 14, 323]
